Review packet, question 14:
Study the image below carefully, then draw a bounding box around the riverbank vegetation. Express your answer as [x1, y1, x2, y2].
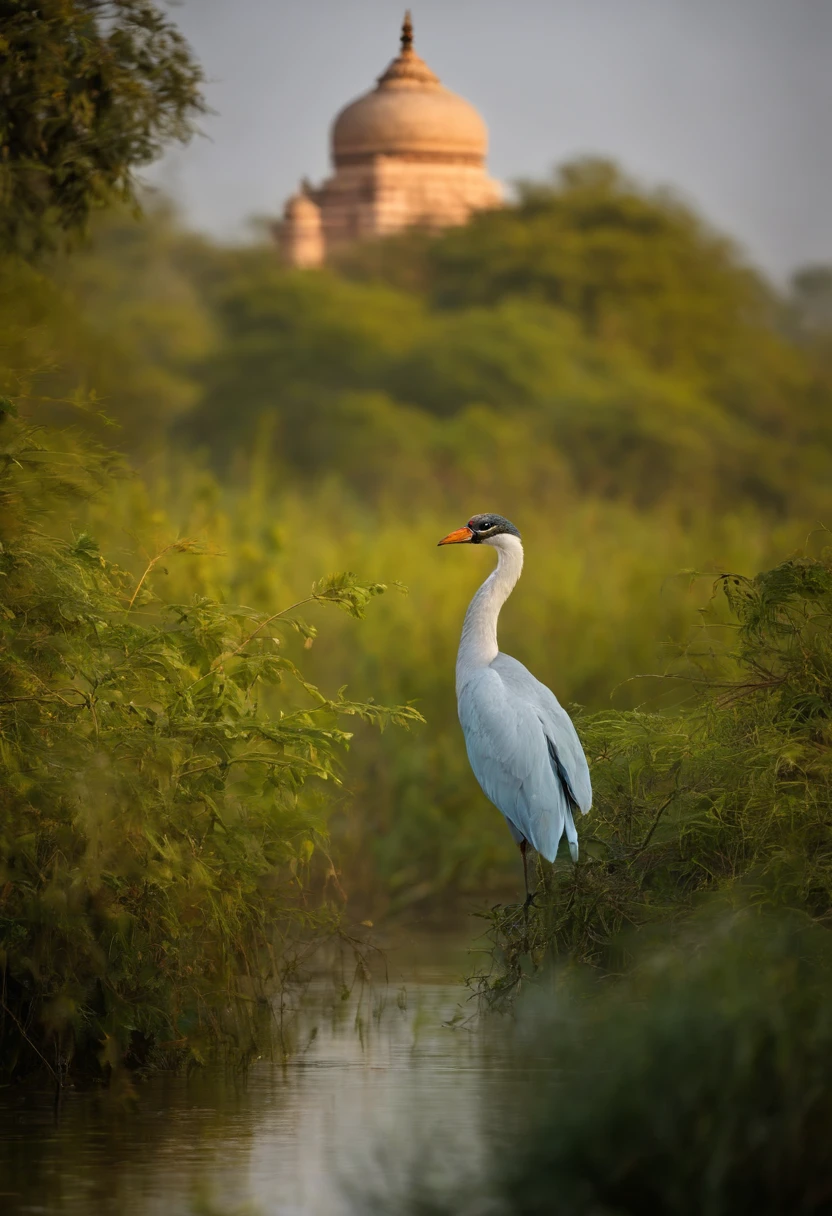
[0, 2, 423, 1085]
[3, 6, 832, 1080]
[475, 547, 832, 1003]
[0, 411, 420, 1083]
[9, 160, 831, 916]
[363, 912, 832, 1216]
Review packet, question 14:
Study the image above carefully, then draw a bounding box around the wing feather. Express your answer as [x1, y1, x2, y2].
[492, 653, 592, 813]
[458, 655, 592, 863]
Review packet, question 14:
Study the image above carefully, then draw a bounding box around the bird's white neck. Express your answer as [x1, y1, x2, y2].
[456, 535, 524, 694]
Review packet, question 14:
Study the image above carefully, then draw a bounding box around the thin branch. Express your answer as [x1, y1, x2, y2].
[0, 999, 58, 1082]
[126, 543, 179, 611]
[635, 791, 681, 853]
[126, 540, 205, 612]
[215, 595, 318, 664]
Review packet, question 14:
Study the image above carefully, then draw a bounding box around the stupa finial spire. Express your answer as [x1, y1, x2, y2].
[377, 9, 438, 87]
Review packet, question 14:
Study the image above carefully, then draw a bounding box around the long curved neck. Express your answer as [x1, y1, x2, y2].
[456, 535, 524, 693]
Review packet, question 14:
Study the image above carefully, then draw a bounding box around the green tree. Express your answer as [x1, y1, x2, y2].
[0, 201, 216, 452]
[341, 159, 807, 439]
[0, 0, 204, 257]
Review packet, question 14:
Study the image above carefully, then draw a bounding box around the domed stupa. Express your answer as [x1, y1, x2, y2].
[277, 12, 502, 267]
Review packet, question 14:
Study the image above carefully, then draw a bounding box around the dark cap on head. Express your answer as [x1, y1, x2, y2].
[466, 513, 521, 542]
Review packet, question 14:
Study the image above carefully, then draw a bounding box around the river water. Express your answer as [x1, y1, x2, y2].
[0, 926, 529, 1215]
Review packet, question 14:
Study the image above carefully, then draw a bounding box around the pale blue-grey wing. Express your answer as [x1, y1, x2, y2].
[491, 652, 592, 814]
[457, 665, 581, 862]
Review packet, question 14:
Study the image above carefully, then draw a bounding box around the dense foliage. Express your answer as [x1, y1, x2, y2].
[0, 0, 204, 257]
[475, 549, 832, 1002]
[2, 159, 832, 911]
[365, 914, 832, 1216]
[334, 159, 822, 514]
[0, 412, 420, 1082]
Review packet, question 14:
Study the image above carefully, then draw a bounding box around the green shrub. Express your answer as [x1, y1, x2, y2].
[0, 412, 420, 1082]
[364, 913, 832, 1216]
[475, 551, 832, 1003]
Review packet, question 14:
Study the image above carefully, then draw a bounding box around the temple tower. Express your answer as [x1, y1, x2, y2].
[277, 13, 502, 266]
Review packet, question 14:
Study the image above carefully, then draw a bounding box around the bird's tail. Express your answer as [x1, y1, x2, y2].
[565, 804, 579, 862]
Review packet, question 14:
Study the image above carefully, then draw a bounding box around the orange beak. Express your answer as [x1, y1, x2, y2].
[437, 526, 474, 546]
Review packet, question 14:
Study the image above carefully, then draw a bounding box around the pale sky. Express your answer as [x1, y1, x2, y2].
[147, 0, 832, 280]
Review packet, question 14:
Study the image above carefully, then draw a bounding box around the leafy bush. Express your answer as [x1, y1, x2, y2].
[363, 913, 832, 1216]
[0, 412, 420, 1082]
[475, 550, 832, 1003]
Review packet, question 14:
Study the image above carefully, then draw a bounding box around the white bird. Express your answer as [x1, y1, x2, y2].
[438, 513, 591, 903]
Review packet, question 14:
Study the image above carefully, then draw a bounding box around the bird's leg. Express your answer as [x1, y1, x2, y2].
[520, 839, 537, 913]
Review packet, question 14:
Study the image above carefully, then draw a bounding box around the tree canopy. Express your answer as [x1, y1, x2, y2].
[0, 0, 204, 257]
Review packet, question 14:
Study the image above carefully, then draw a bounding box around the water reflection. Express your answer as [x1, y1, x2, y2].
[0, 930, 520, 1215]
